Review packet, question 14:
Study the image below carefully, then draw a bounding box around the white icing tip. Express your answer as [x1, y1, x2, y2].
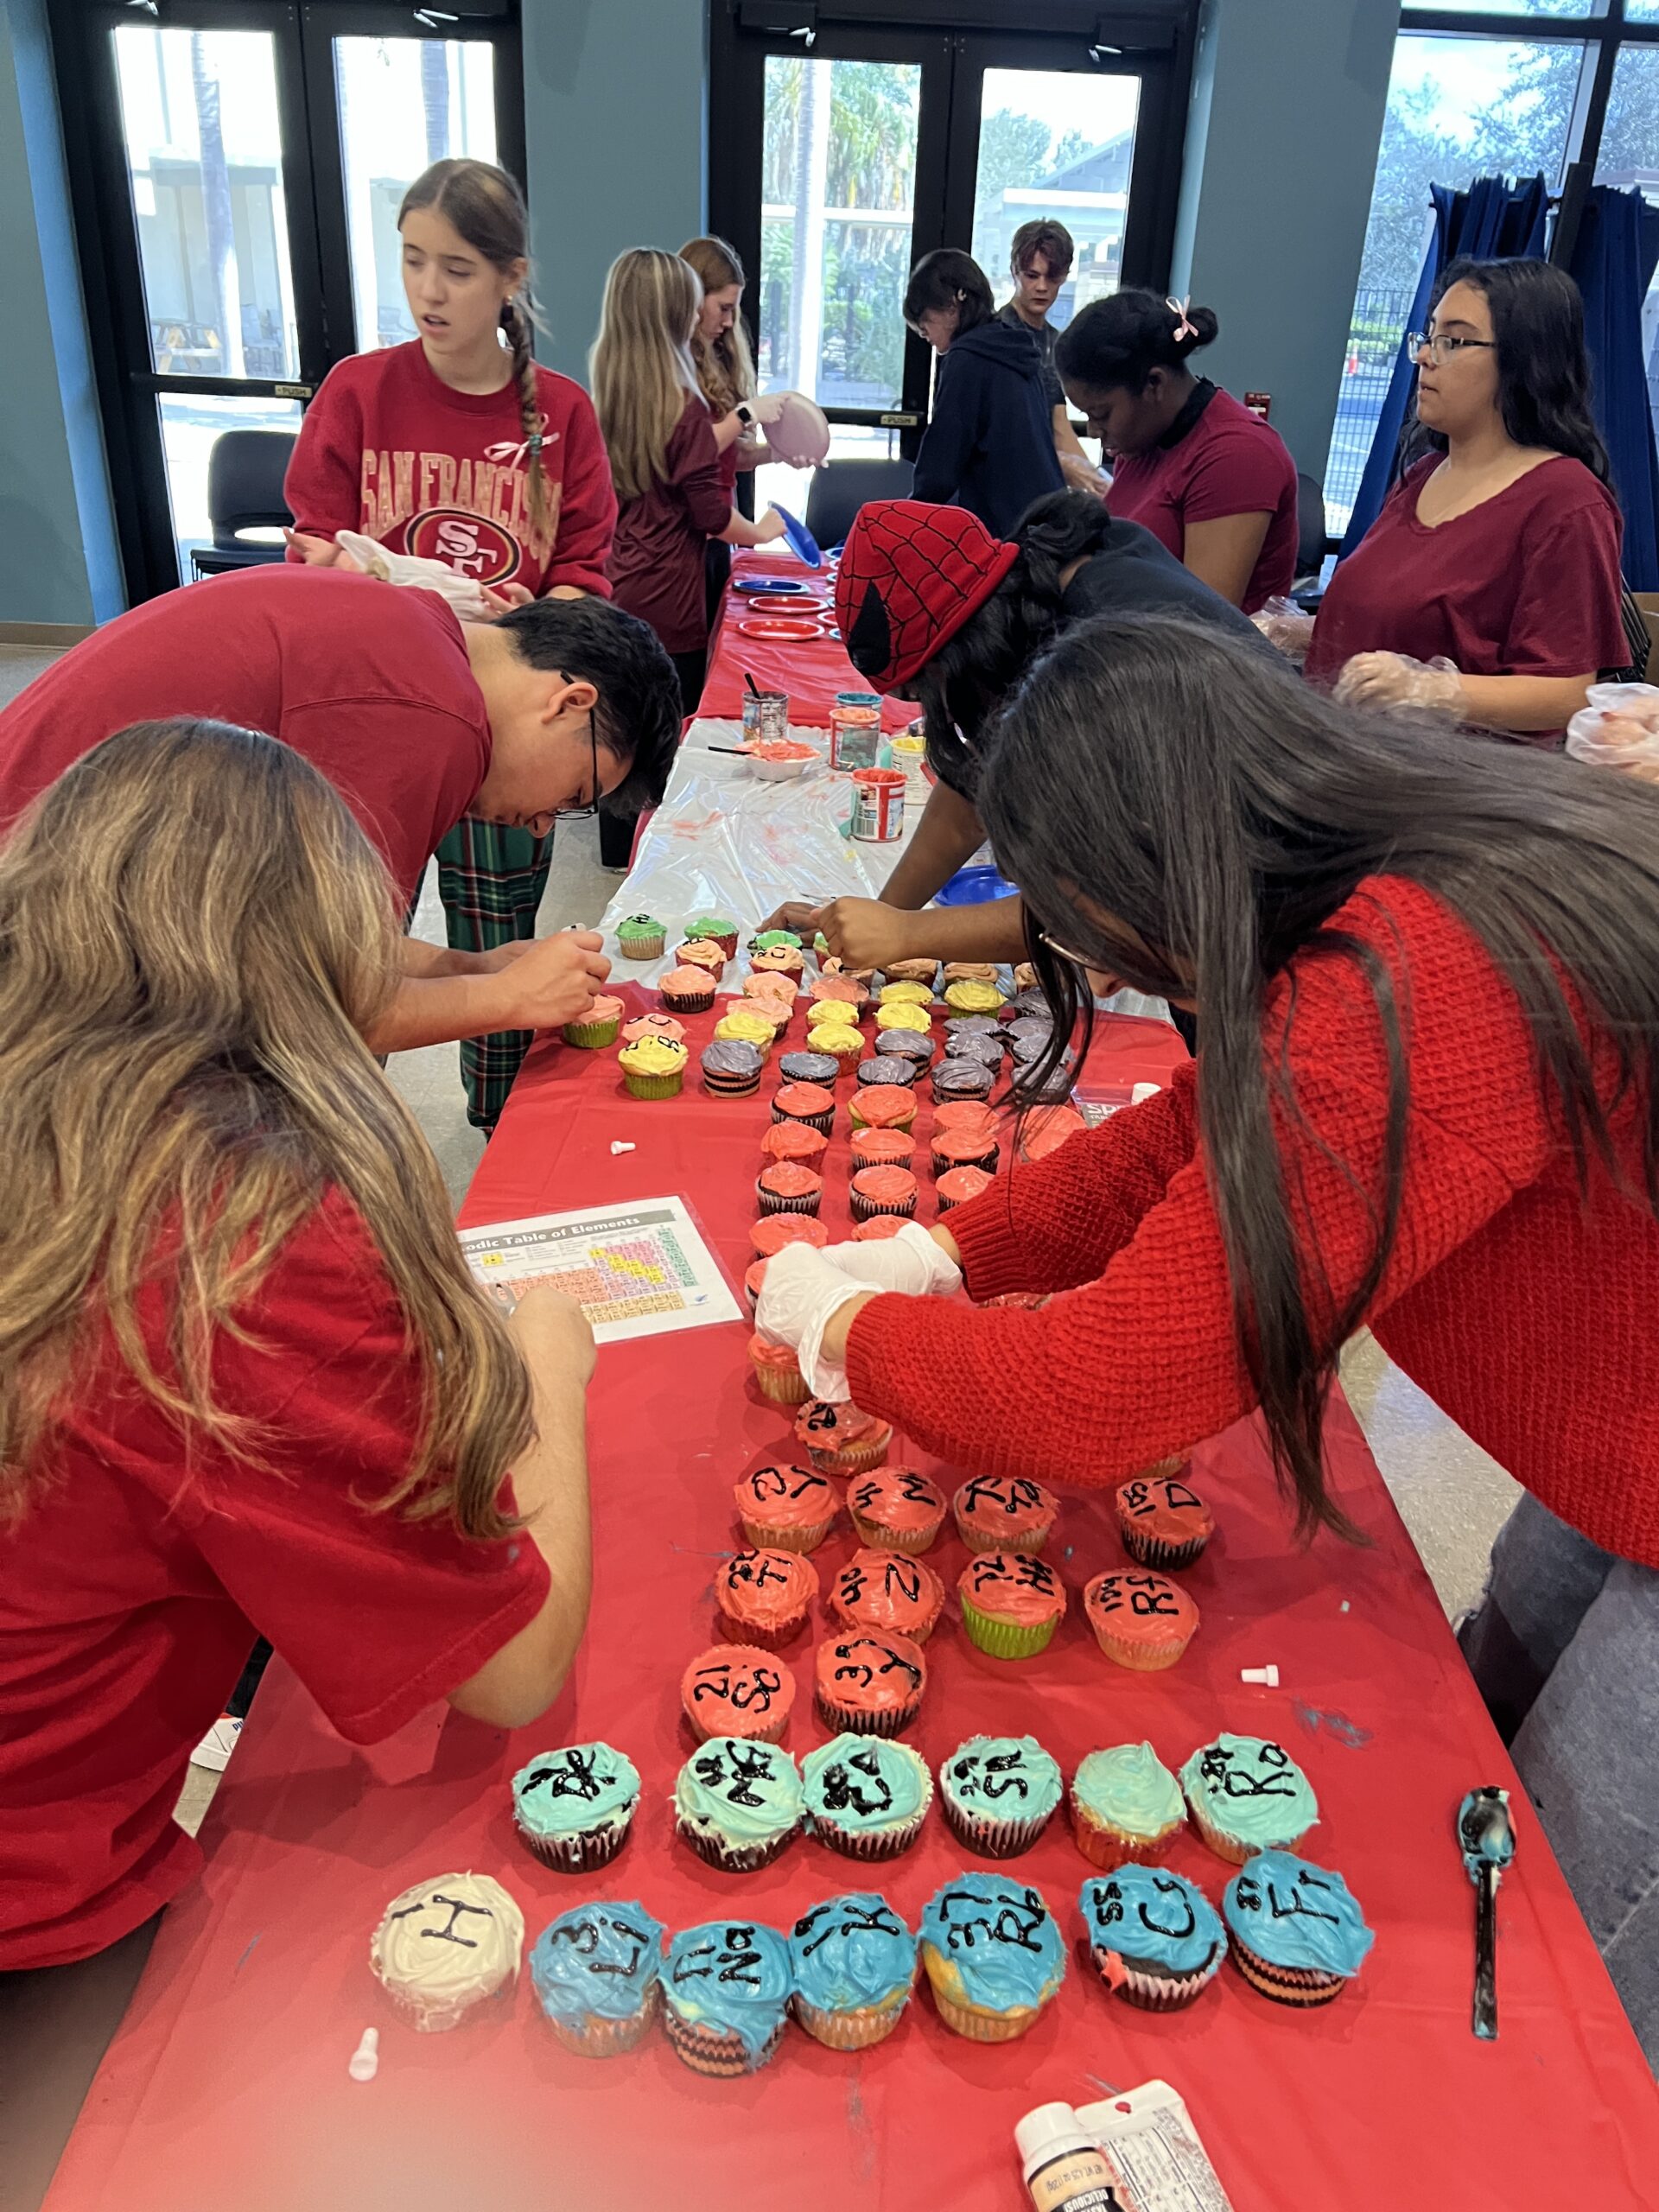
[610, 1140, 636, 1155]
[1130, 1081, 1162, 1103]
[348, 2027, 379, 2082]
[1240, 1664, 1281, 1688]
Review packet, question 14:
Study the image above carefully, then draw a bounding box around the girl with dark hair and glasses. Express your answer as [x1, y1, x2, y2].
[757, 612, 1659, 2059]
[1306, 259, 1627, 741]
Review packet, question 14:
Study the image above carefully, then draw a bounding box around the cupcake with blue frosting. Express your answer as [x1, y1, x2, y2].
[674, 1735, 804, 1872]
[1224, 1851, 1375, 2006]
[663, 1919, 792, 2075]
[920, 1872, 1066, 2042]
[1071, 1742, 1185, 1866]
[529, 1901, 665, 2055]
[1078, 1866, 1224, 2010]
[938, 1735, 1063, 1859]
[511, 1743, 640, 1872]
[802, 1732, 933, 1861]
[1179, 1733, 1318, 1864]
[790, 1892, 918, 2050]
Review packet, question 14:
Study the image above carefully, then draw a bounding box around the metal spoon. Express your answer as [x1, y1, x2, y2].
[1459, 1786, 1516, 2040]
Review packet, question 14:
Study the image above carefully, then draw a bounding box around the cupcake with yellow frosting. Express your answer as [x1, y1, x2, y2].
[808, 1023, 864, 1070]
[618, 1035, 688, 1099]
[944, 979, 1006, 1018]
[713, 1007, 778, 1058]
[878, 980, 935, 1008]
[874, 1001, 931, 1036]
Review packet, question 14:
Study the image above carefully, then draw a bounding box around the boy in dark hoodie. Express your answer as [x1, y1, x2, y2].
[905, 249, 1065, 536]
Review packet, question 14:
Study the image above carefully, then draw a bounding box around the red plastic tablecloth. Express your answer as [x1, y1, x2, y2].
[43, 995, 1659, 2212]
[696, 551, 916, 728]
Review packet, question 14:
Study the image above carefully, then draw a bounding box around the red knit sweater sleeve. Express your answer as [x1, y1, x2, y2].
[283, 365, 364, 551]
[543, 374, 617, 597]
[845, 886, 1554, 1484]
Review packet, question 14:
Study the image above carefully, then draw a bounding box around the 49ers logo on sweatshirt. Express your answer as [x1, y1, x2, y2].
[405, 507, 519, 585]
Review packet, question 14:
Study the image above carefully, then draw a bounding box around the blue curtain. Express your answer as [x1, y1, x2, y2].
[1569, 186, 1659, 594]
[1339, 175, 1549, 558]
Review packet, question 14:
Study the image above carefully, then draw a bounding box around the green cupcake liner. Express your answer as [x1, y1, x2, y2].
[623, 1071, 685, 1100]
[959, 1596, 1059, 1662]
[565, 1018, 622, 1048]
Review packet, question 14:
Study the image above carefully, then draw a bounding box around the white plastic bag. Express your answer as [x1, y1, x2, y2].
[1565, 683, 1659, 785]
[335, 531, 498, 621]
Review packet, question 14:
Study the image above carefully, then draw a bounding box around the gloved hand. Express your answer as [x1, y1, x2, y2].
[755, 1243, 883, 1401]
[816, 1222, 963, 1300]
[1335, 651, 1463, 715]
[1250, 597, 1317, 664]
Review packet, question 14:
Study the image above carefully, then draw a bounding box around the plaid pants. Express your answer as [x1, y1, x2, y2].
[435, 815, 556, 1129]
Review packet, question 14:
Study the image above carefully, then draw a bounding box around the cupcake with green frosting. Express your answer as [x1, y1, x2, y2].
[674, 1735, 804, 1872]
[803, 1732, 933, 1862]
[685, 913, 740, 959]
[615, 913, 666, 960]
[1071, 1742, 1185, 1866]
[617, 1034, 688, 1099]
[748, 928, 803, 955]
[511, 1742, 641, 1872]
[1179, 1734, 1319, 1865]
[938, 1735, 1062, 1859]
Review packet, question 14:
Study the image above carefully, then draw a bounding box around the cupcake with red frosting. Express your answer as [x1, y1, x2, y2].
[756, 1162, 824, 1218]
[772, 1081, 836, 1136]
[563, 994, 626, 1049]
[849, 1166, 918, 1223]
[760, 1119, 830, 1170]
[751, 1213, 830, 1260]
[957, 1550, 1067, 1660]
[715, 1547, 820, 1649]
[794, 1398, 893, 1478]
[850, 1216, 908, 1243]
[676, 938, 728, 976]
[932, 1100, 999, 1145]
[932, 1127, 1000, 1177]
[846, 1465, 946, 1554]
[814, 1630, 927, 1738]
[809, 972, 868, 1013]
[1017, 1104, 1087, 1163]
[851, 1127, 917, 1173]
[749, 1332, 810, 1408]
[734, 1461, 839, 1553]
[661, 965, 716, 1017]
[1115, 1467, 1215, 1572]
[952, 1475, 1058, 1555]
[744, 1258, 770, 1309]
[848, 1084, 918, 1135]
[681, 1644, 796, 1745]
[830, 1548, 945, 1644]
[938, 1166, 994, 1211]
[1083, 1569, 1199, 1672]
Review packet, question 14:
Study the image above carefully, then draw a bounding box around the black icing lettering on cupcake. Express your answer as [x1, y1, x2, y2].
[1122, 1477, 1203, 1517]
[674, 1925, 765, 1990]
[526, 1747, 607, 1802]
[1088, 1872, 1198, 1942]
[804, 1402, 843, 1434]
[893, 1471, 937, 1503]
[965, 1749, 1031, 1802]
[969, 1554, 1056, 1595]
[1234, 1867, 1341, 1927]
[936, 1885, 1048, 1955]
[693, 1742, 778, 1808]
[726, 1551, 793, 1590]
[837, 1560, 870, 1605]
[690, 1659, 782, 1713]
[882, 1560, 922, 1603]
[793, 1898, 906, 1958]
[830, 1637, 923, 1693]
[960, 1475, 1044, 1518]
[387, 1892, 493, 1948]
[546, 1912, 654, 1978]
[819, 1743, 895, 1818]
[1091, 1573, 1180, 1618]
[1200, 1740, 1298, 1802]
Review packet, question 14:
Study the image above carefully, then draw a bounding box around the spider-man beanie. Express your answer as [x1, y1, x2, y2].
[834, 501, 1020, 690]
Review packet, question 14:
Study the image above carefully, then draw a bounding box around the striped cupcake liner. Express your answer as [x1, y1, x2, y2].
[542, 1985, 661, 2055]
[661, 987, 715, 1016]
[959, 1597, 1060, 1661]
[810, 1798, 930, 1862]
[664, 2007, 785, 2074]
[940, 1795, 1055, 1859]
[514, 1816, 633, 1872]
[1090, 1945, 1221, 2010]
[814, 1688, 923, 1738]
[931, 1145, 999, 1177]
[676, 1815, 799, 1873]
[793, 1989, 910, 2050]
[755, 1181, 823, 1218]
[772, 1106, 836, 1136]
[703, 1074, 763, 1098]
[1121, 1529, 1210, 1573]
[1230, 1937, 1345, 2006]
[752, 1360, 812, 1406]
[849, 1192, 917, 1223]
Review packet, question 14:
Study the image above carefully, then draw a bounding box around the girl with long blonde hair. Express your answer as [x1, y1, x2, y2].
[591, 247, 785, 720]
[0, 721, 591, 2004]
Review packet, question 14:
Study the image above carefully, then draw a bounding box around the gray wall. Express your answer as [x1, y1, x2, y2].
[1173, 0, 1401, 485]
[520, 0, 709, 385]
[0, 0, 122, 626]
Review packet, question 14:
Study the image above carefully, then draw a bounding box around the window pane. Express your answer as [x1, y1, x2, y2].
[112, 27, 298, 379]
[1624, 1, 1659, 22]
[1594, 44, 1659, 448]
[334, 38, 498, 353]
[160, 393, 302, 582]
[760, 57, 920, 410]
[1323, 32, 1585, 531]
[970, 68, 1141, 327]
[1408, 2, 1597, 15]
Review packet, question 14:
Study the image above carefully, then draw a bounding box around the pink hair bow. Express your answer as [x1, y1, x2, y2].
[1166, 296, 1197, 344]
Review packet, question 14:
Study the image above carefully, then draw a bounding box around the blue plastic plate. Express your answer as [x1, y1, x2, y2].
[733, 576, 804, 594]
[936, 862, 1020, 907]
[769, 503, 823, 569]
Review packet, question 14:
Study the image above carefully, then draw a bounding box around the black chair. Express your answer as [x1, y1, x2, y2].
[189, 429, 297, 579]
[1291, 469, 1331, 608]
[803, 457, 914, 550]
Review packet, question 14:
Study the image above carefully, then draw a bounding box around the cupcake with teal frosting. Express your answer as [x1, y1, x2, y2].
[663, 1919, 792, 2075]
[529, 1901, 665, 2055]
[920, 1872, 1066, 2043]
[938, 1736, 1062, 1859]
[1071, 1742, 1185, 1866]
[511, 1743, 640, 1872]
[674, 1735, 804, 1872]
[802, 1732, 933, 1862]
[1223, 1851, 1374, 2005]
[1179, 1733, 1318, 1865]
[790, 1892, 917, 2050]
[1079, 1866, 1225, 2010]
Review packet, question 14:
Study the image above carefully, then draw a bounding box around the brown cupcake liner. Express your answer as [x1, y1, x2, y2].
[849, 1510, 939, 1554]
[662, 986, 716, 1015]
[664, 2006, 785, 2074]
[515, 1816, 632, 1872]
[676, 1815, 799, 1873]
[752, 1359, 812, 1406]
[755, 1180, 823, 1218]
[1230, 1937, 1345, 2006]
[810, 1803, 929, 1861]
[941, 1796, 1055, 1860]
[543, 1985, 661, 2055]
[1120, 1527, 1211, 1573]
[716, 1605, 811, 1651]
[772, 1105, 836, 1135]
[931, 1145, 999, 1177]
[814, 1687, 922, 1738]
[1089, 1946, 1220, 2010]
[849, 1191, 917, 1223]
[955, 1516, 1049, 1556]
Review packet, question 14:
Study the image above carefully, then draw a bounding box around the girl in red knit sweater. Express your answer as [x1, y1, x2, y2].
[758, 613, 1659, 2059]
[284, 158, 618, 1132]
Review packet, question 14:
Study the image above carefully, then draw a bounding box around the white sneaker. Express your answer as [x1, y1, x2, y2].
[190, 1715, 244, 1772]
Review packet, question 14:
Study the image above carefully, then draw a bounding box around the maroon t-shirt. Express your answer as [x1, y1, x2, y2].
[607, 395, 730, 654]
[1105, 383, 1300, 613]
[0, 568, 488, 906]
[1306, 455, 1626, 717]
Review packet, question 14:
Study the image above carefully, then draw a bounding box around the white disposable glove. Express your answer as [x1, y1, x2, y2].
[334, 531, 498, 622]
[745, 391, 790, 425]
[816, 1222, 963, 1300]
[1250, 597, 1317, 664]
[755, 1243, 883, 1402]
[1335, 650, 1463, 715]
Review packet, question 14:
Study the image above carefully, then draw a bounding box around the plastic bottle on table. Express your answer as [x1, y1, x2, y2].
[1016, 2103, 1134, 2211]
